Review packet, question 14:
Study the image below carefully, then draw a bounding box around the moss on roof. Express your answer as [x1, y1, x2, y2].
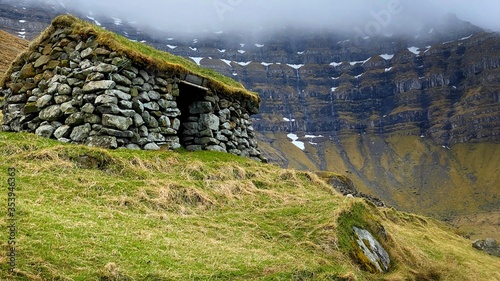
[2, 14, 260, 105]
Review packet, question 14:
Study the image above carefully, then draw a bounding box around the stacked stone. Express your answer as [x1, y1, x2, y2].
[1, 26, 182, 150]
[182, 93, 261, 159]
[1, 25, 265, 161]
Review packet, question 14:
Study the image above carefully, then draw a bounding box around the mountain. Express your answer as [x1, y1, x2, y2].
[0, 2, 499, 239]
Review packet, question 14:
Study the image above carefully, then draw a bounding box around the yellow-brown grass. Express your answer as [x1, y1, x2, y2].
[0, 29, 29, 81]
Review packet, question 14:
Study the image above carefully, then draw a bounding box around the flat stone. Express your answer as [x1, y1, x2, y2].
[186, 145, 202, 151]
[132, 100, 144, 113]
[139, 69, 150, 81]
[126, 144, 141, 150]
[206, 145, 227, 152]
[132, 77, 144, 85]
[54, 95, 70, 104]
[133, 113, 145, 127]
[115, 85, 130, 93]
[158, 116, 171, 127]
[61, 101, 76, 114]
[86, 136, 118, 149]
[84, 114, 101, 124]
[23, 103, 40, 114]
[35, 124, 55, 138]
[82, 80, 116, 93]
[7, 94, 27, 103]
[199, 113, 220, 131]
[147, 91, 161, 101]
[95, 94, 118, 105]
[112, 73, 132, 86]
[96, 104, 120, 115]
[65, 112, 85, 126]
[100, 127, 134, 138]
[36, 95, 53, 108]
[142, 111, 158, 128]
[195, 137, 219, 145]
[144, 143, 160, 150]
[106, 89, 131, 101]
[119, 100, 133, 109]
[95, 63, 118, 73]
[158, 99, 177, 109]
[86, 72, 105, 82]
[141, 82, 152, 91]
[34, 55, 51, 68]
[70, 123, 91, 142]
[53, 125, 72, 139]
[102, 114, 133, 130]
[81, 103, 95, 114]
[138, 125, 148, 137]
[47, 82, 60, 95]
[143, 102, 160, 111]
[80, 47, 93, 59]
[148, 132, 166, 142]
[94, 48, 111, 55]
[138, 92, 150, 102]
[39, 105, 62, 121]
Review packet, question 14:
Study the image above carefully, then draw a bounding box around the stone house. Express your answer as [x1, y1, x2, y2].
[1, 15, 265, 161]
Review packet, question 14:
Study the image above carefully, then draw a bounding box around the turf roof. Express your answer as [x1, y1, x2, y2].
[2, 14, 260, 105]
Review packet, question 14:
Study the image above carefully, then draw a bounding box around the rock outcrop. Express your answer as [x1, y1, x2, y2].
[353, 226, 391, 273]
[1, 15, 264, 161]
[472, 238, 500, 257]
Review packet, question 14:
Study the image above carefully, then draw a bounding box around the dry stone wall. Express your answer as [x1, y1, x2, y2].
[1, 26, 265, 161]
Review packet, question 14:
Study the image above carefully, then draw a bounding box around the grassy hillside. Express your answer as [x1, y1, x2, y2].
[257, 132, 500, 241]
[0, 132, 498, 280]
[0, 30, 29, 81]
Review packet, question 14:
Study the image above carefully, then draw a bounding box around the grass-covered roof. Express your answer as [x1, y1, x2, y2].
[2, 14, 260, 104]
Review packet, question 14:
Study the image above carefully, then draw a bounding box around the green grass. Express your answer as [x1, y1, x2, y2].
[0, 132, 499, 280]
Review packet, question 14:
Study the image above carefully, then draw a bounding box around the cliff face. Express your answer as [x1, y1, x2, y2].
[0, 4, 499, 218]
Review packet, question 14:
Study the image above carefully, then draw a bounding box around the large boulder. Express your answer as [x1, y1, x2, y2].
[352, 226, 390, 273]
[472, 238, 500, 257]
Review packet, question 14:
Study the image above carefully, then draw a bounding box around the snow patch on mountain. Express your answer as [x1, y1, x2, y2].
[380, 54, 394, 60]
[408, 47, 420, 55]
[287, 64, 304, 70]
[287, 133, 305, 150]
[190, 57, 203, 65]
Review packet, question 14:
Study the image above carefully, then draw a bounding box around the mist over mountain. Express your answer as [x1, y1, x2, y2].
[2, 0, 499, 37]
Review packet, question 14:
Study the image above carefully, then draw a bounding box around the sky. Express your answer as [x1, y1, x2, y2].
[45, 0, 500, 33]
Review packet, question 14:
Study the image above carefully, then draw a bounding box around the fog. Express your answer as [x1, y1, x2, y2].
[29, 0, 500, 33]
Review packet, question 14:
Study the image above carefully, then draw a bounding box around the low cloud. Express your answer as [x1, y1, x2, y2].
[23, 0, 500, 34]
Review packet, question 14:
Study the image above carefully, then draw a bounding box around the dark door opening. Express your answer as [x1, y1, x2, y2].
[176, 82, 208, 147]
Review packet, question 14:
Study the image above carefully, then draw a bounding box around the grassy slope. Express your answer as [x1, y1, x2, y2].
[0, 30, 29, 81]
[0, 132, 498, 280]
[258, 132, 500, 241]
